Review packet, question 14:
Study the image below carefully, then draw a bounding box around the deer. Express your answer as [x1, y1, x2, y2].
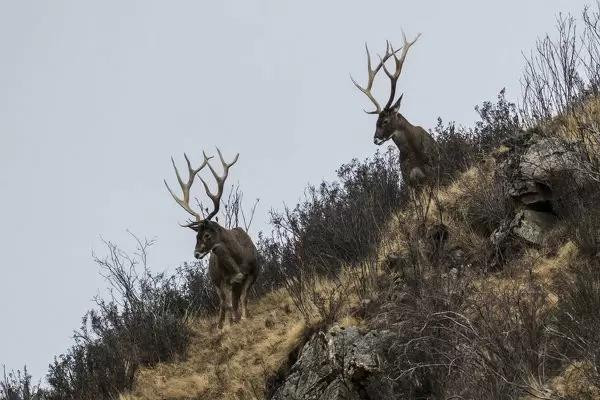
[350, 30, 438, 190]
[164, 148, 260, 329]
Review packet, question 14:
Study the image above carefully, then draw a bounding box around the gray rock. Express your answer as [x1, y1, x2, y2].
[504, 135, 587, 208]
[511, 209, 558, 245]
[496, 133, 586, 248]
[519, 136, 584, 183]
[490, 209, 557, 247]
[270, 326, 382, 400]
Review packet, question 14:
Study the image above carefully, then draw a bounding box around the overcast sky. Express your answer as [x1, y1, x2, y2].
[0, 0, 591, 381]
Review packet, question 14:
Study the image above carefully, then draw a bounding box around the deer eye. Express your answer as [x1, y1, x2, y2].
[203, 233, 211, 240]
[382, 119, 390, 126]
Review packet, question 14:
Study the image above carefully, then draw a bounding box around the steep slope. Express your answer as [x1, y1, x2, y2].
[120, 289, 308, 400]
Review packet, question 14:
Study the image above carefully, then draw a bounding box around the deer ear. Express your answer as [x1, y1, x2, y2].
[391, 93, 404, 112]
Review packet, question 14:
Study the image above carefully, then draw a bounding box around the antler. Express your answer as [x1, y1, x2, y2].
[350, 29, 421, 114]
[199, 148, 240, 222]
[350, 42, 398, 114]
[381, 29, 422, 110]
[164, 152, 213, 226]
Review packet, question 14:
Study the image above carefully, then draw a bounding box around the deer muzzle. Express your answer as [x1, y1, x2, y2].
[194, 250, 210, 259]
[373, 128, 391, 145]
[374, 136, 390, 145]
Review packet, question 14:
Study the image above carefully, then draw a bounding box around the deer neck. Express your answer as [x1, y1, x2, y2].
[211, 226, 243, 256]
[392, 113, 414, 135]
[389, 113, 417, 146]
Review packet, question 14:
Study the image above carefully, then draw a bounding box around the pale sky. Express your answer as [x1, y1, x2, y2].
[0, 0, 591, 381]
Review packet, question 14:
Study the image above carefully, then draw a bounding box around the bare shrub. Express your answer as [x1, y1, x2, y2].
[551, 257, 600, 391]
[0, 367, 44, 400]
[520, 3, 600, 183]
[547, 183, 600, 390]
[452, 168, 514, 238]
[434, 88, 521, 186]
[366, 263, 556, 399]
[271, 147, 405, 275]
[44, 234, 194, 400]
[266, 148, 406, 322]
[474, 88, 521, 153]
[432, 118, 476, 183]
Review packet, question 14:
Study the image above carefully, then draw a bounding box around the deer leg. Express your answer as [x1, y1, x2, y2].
[217, 285, 226, 330]
[223, 283, 236, 326]
[229, 263, 246, 284]
[239, 277, 253, 319]
[231, 283, 242, 323]
[218, 282, 235, 328]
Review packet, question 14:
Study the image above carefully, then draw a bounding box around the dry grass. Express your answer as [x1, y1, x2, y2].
[552, 362, 600, 399]
[121, 289, 308, 400]
[523, 362, 600, 400]
[119, 270, 374, 400]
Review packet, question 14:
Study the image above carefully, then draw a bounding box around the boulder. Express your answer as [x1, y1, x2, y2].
[495, 132, 586, 247]
[511, 209, 558, 245]
[500, 133, 585, 210]
[270, 326, 382, 400]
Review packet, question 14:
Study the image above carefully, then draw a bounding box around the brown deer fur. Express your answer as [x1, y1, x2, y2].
[374, 98, 437, 187]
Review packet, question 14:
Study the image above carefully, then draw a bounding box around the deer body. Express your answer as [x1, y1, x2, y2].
[377, 110, 437, 186]
[205, 224, 259, 327]
[165, 148, 260, 329]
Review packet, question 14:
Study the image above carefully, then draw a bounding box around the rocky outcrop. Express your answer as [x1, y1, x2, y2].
[270, 325, 383, 400]
[495, 130, 586, 245]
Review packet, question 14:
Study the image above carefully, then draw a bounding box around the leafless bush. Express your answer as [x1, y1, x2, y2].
[43, 234, 195, 400]
[266, 148, 406, 322]
[547, 187, 600, 390]
[0, 367, 44, 400]
[432, 118, 476, 183]
[520, 3, 600, 183]
[458, 170, 514, 237]
[219, 183, 259, 231]
[551, 257, 600, 391]
[433, 89, 521, 186]
[366, 262, 557, 399]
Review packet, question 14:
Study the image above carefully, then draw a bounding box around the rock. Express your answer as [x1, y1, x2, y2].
[502, 134, 586, 210]
[511, 209, 558, 245]
[270, 326, 382, 400]
[508, 180, 553, 206]
[519, 136, 584, 183]
[495, 132, 587, 248]
[490, 208, 558, 248]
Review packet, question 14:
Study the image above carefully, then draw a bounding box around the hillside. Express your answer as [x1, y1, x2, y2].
[119, 130, 599, 399]
[120, 289, 307, 399]
[5, 4, 600, 400]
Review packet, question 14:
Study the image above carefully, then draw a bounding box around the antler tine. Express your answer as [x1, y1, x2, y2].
[350, 42, 401, 114]
[382, 29, 422, 109]
[164, 152, 214, 225]
[199, 147, 240, 221]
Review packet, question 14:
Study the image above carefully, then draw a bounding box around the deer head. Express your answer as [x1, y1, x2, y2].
[164, 148, 239, 259]
[350, 30, 422, 146]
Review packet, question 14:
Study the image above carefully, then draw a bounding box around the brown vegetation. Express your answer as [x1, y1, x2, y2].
[8, 4, 600, 400]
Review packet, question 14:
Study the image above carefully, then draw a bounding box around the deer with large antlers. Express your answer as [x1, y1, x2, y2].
[351, 30, 438, 188]
[165, 148, 260, 329]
